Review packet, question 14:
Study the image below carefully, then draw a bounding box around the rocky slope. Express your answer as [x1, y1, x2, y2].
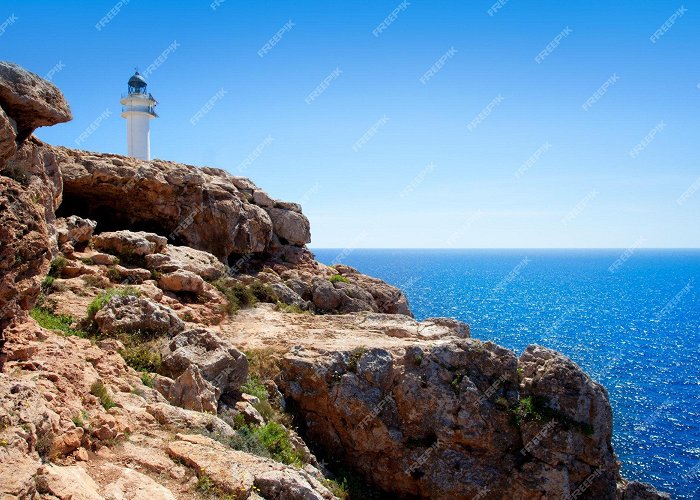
[0, 61, 669, 499]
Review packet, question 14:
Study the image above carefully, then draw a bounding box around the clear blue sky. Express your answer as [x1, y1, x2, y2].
[4, 1, 699, 248]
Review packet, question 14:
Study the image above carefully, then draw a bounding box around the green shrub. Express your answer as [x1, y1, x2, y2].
[90, 380, 115, 410]
[30, 307, 89, 338]
[241, 377, 275, 422]
[72, 413, 84, 428]
[120, 345, 161, 373]
[451, 371, 465, 394]
[323, 478, 350, 500]
[86, 286, 141, 322]
[48, 256, 68, 278]
[41, 276, 55, 294]
[140, 372, 155, 388]
[253, 422, 304, 467]
[329, 274, 350, 284]
[347, 346, 366, 373]
[512, 395, 594, 436]
[213, 278, 257, 315]
[249, 281, 279, 303]
[241, 377, 269, 401]
[276, 302, 310, 314]
[195, 474, 214, 493]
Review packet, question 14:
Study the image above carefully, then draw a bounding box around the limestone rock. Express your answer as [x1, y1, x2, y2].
[269, 282, 309, 310]
[146, 402, 236, 440]
[235, 401, 265, 426]
[0, 177, 51, 333]
[57, 148, 278, 261]
[166, 433, 333, 500]
[94, 295, 185, 337]
[91, 252, 118, 266]
[0, 452, 41, 498]
[145, 244, 227, 281]
[167, 435, 254, 498]
[516, 345, 617, 498]
[92, 230, 167, 258]
[161, 328, 248, 396]
[55, 215, 96, 249]
[0, 61, 72, 142]
[253, 189, 275, 207]
[158, 269, 205, 294]
[312, 281, 343, 311]
[102, 466, 176, 500]
[279, 339, 521, 498]
[34, 464, 102, 500]
[111, 265, 152, 283]
[154, 365, 219, 413]
[0, 107, 17, 165]
[618, 481, 671, 499]
[265, 207, 311, 246]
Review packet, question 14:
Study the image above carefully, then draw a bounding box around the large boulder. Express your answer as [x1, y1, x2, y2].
[145, 244, 227, 281]
[166, 433, 334, 500]
[146, 402, 236, 440]
[0, 61, 72, 143]
[158, 269, 205, 295]
[102, 466, 176, 500]
[154, 365, 220, 413]
[161, 328, 248, 396]
[94, 295, 185, 337]
[34, 464, 102, 500]
[311, 280, 344, 311]
[55, 215, 96, 251]
[265, 207, 311, 246]
[92, 230, 167, 258]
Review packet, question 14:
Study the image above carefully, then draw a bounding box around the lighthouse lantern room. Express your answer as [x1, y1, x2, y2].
[120, 70, 157, 160]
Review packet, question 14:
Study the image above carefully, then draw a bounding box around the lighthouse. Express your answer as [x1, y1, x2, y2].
[120, 70, 157, 160]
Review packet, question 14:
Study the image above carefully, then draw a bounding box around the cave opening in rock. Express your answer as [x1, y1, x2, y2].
[57, 190, 179, 244]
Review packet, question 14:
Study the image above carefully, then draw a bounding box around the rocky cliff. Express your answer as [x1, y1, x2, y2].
[0, 61, 668, 499]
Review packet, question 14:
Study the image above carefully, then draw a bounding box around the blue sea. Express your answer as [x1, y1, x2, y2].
[313, 249, 700, 499]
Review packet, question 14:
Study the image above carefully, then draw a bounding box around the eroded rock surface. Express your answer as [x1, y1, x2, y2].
[0, 61, 72, 142]
[94, 295, 185, 337]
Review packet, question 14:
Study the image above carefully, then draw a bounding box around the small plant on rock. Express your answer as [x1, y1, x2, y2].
[41, 276, 55, 294]
[90, 379, 115, 410]
[119, 344, 161, 373]
[48, 255, 68, 277]
[347, 346, 366, 373]
[329, 274, 350, 284]
[213, 278, 257, 315]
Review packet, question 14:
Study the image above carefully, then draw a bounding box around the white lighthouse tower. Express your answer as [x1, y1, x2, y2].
[120, 70, 157, 160]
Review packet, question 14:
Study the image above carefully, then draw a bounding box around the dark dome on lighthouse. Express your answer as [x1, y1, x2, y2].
[127, 71, 148, 94]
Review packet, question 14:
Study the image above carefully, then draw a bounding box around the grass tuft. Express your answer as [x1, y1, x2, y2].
[48, 256, 68, 278]
[90, 379, 115, 410]
[30, 307, 89, 338]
